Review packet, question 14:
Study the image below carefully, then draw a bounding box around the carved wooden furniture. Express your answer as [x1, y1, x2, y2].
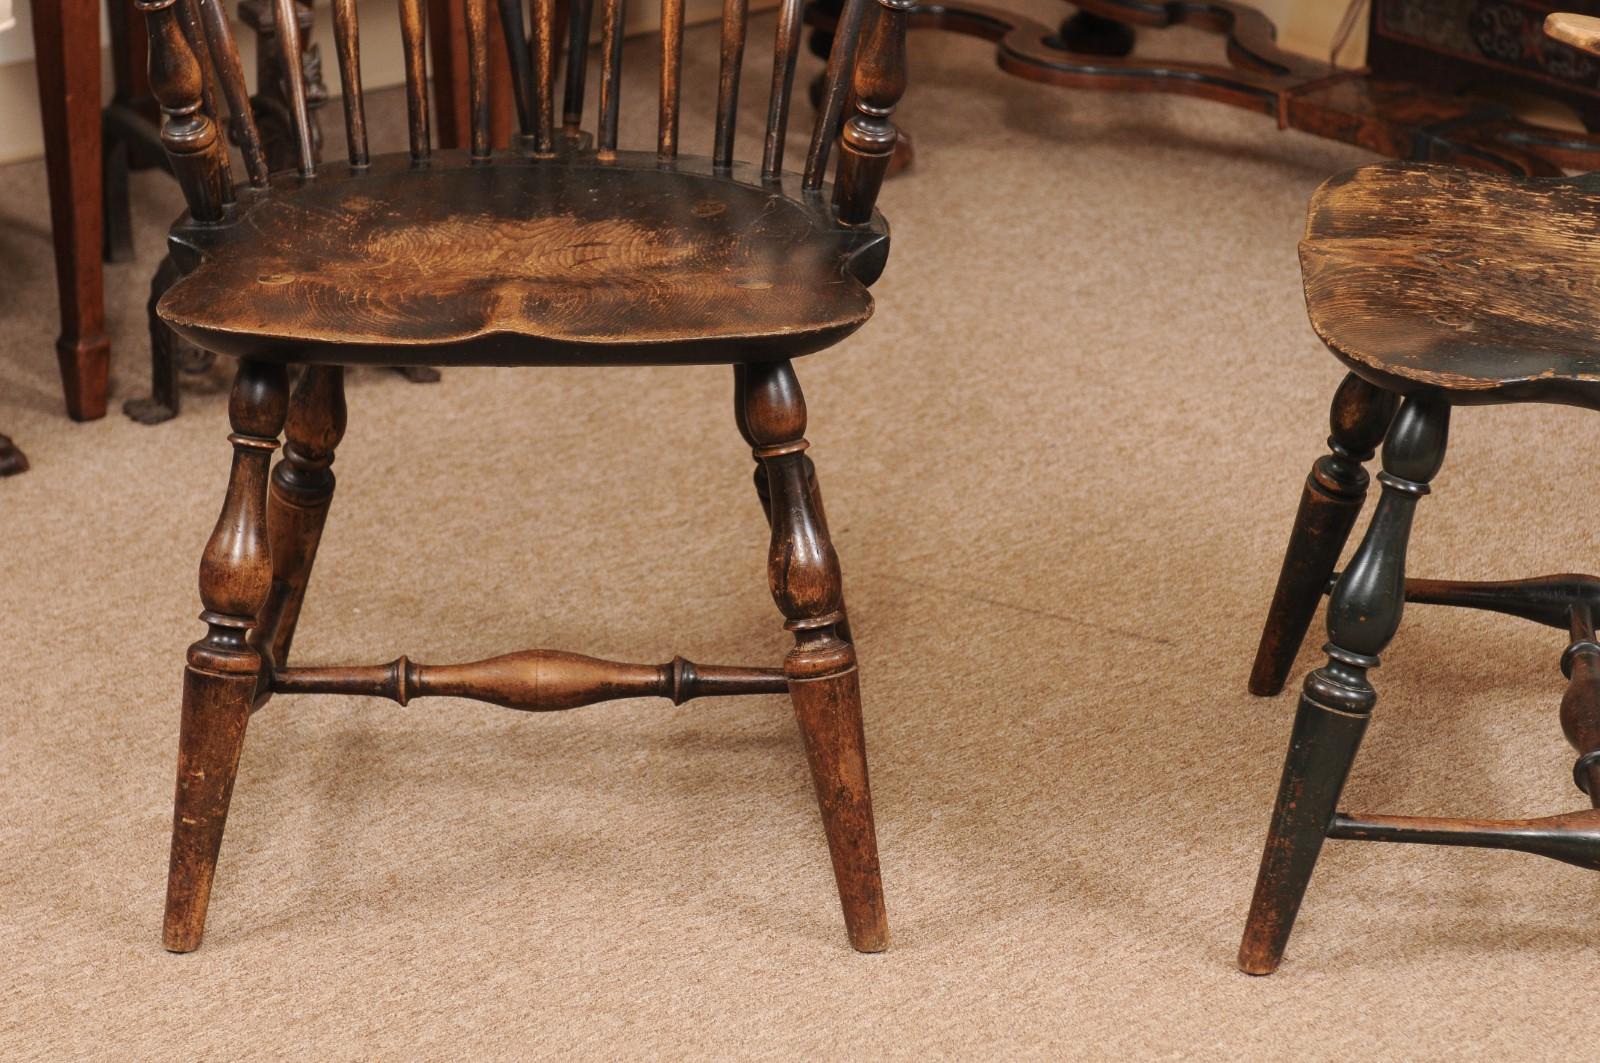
[808, 0, 1600, 177]
[1237, 9, 1600, 975]
[138, 0, 906, 954]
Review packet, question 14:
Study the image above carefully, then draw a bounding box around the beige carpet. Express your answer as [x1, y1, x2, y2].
[4, 8, 1597, 1059]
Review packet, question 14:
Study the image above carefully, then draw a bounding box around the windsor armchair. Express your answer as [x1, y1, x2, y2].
[1236, 7, 1600, 977]
[140, 0, 909, 953]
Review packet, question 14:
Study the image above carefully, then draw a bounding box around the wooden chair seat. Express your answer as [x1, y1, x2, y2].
[1300, 162, 1600, 409]
[159, 152, 887, 366]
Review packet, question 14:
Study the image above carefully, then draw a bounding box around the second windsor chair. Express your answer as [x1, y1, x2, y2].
[138, 0, 910, 953]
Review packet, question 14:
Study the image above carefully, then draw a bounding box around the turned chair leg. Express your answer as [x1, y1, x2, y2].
[256, 365, 347, 667]
[1249, 374, 1399, 696]
[165, 360, 288, 952]
[1238, 394, 1450, 975]
[736, 360, 887, 952]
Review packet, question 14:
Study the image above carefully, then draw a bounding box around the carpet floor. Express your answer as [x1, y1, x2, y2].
[3, 8, 1596, 1059]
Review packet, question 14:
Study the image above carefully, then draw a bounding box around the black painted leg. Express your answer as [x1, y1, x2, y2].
[1239, 394, 1450, 975]
[124, 255, 187, 425]
[102, 118, 134, 264]
[1250, 375, 1399, 696]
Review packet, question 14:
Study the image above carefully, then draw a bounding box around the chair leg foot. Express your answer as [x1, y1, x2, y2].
[163, 666, 254, 953]
[789, 659, 888, 953]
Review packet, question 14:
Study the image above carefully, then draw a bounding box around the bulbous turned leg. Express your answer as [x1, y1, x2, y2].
[165, 359, 287, 953]
[737, 360, 887, 952]
[1238, 394, 1450, 975]
[1250, 374, 1399, 696]
[256, 365, 347, 667]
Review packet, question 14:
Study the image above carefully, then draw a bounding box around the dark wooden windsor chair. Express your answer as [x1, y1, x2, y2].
[1235, 7, 1600, 978]
[138, 0, 911, 953]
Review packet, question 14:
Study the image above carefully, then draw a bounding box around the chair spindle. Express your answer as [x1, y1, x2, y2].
[271, 0, 317, 176]
[562, 0, 594, 136]
[466, 0, 493, 159]
[533, 0, 558, 151]
[762, 0, 805, 180]
[136, 0, 228, 221]
[713, 0, 748, 169]
[833, 0, 911, 223]
[399, 0, 432, 159]
[803, 0, 870, 190]
[596, 0, 626, 156]
[497, 0, 538, 137]
[196, 0, 270, 187]
[659, 0, 685, 158]
[331, 0, 369, 167]
[177, 0, 234, 199]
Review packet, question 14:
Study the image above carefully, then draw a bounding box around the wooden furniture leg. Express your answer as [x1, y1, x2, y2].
[1238, 395, 1451, 975]
[164, 360, 288, 952]
[0, 433, 27, 477]
[258, 365, 347, 667]
[1249, 374, 1398, 696]
[737, 360, 887, 953]
[33, 0, 111, 421]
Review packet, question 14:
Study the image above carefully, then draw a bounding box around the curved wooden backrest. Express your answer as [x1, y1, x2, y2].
[136, 0, 910, 227]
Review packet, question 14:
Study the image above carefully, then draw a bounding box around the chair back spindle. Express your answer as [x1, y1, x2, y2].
[271, 0, 317, 176]
[562, 0, 594, 137]
[196, 0, 269, 186]
[532, 0, 559, 152]
[713, 0, 748, 169]
[331, 0, 369, 167]
[762, 0, 805, 180]
[465, 0, 493, 159]
[496, 0, 539, 138]
[398, 0, 431, 160]
[658, 0, 685, 158]
[596, 0, 626, 157]
[138, 0, 910, 225]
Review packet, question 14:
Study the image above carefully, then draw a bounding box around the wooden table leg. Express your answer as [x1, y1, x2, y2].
[33, 0, 111, 422]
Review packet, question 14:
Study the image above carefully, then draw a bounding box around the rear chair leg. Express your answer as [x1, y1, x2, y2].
[165, 360, 288, 952]
[737, 360, 887, 952]
[1238, 394, 1450, 974]
[1250, 374, 1399, 696]
[257, 365, 347, 667]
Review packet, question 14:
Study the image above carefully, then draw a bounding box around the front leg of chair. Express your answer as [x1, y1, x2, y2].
[1249, 374, 1398, 696]
[1238, 394, 1449, 974]
[165, 359, 287, 952]
[257, 365, 346, 666]
[737, 360, 887, 952]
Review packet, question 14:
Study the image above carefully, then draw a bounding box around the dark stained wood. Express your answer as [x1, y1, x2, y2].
[400, 0, 431, 160]
[496, 0, 538, 138]
[331, 0, 369, 167]
[164, 359, 288, 953]
[1300, 164, 1600, 411]
[159, 156, 887, 366]
[177, 0, 235, 199]
[562, 0, 595, 136]
[142, 0, 902, 955]
[271, 0, 317, 176]
[596, 0, 626, 157]
[1248, 374, 1397, 696]
[32, 0, 111, 420]
[258, 366, 346, 667]
[714, 0, 750, 169]
[660, 0, 686, 158]
[834, 0, 911, 225]
[197, 0, 270, 185]
[763, 0, 806, 180]
[274, 650, 788, 708]
[0, 434, 27, 478]
[1240, 395, 1450, 976]
[138, 0, 228, 221]
[1240, 11, 1600, 975]
[804, 0, 869, 189]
